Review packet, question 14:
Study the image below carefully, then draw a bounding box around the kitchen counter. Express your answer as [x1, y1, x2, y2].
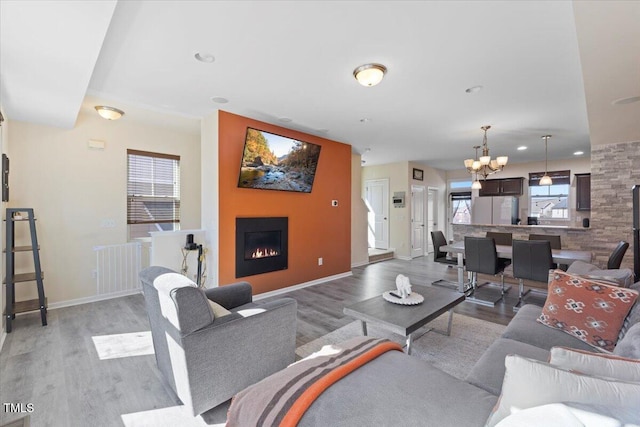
[450, 223, 592, 253]
[456, 223, 589, 231]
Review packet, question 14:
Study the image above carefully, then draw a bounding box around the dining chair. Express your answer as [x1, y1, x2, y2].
[607, 241, 629, 269]
[486, 231, 513, 266]
[512, 240, 554, 311]
[431, 231, 457, 266]
[485, 231, 513, 246]
[464, 236, 511, 306]
[529, 233, 562, 269]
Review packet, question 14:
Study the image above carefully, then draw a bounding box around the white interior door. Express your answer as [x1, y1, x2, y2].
[364, 179, 389, 249]
[427, 188, 439, 253]
[411, 185, 426, 258]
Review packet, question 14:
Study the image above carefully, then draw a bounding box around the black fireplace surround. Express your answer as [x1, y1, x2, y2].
[236, 217, 288, 278]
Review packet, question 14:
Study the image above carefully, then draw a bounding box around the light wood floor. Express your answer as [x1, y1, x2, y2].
[0, 256, 539, 426]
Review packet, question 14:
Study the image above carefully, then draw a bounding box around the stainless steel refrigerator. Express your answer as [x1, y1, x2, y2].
[471, 196, 519, 225]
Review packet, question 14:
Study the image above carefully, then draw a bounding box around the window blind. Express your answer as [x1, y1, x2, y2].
[127, 149, 180, 225]
[450, 191, 472, 201]
[528, 170, 571, 186]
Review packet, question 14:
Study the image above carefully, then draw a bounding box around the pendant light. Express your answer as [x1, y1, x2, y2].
[540, 135, 552, 186]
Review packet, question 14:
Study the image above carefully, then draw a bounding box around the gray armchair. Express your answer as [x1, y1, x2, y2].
[139, 266, 297, 415]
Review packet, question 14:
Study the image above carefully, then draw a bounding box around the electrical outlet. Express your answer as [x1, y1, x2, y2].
[318, 257, 323, 266]
[331, 200, 338, 207]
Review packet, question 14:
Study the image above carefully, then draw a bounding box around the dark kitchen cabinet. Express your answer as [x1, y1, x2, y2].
[478, 180, 501, 197]
[576, 173, 591, 211]
[500, 178, 524, 196]
[478, 177, 524, 197]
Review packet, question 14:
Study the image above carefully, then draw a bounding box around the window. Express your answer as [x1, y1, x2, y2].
[127, 149, 180, 239]
[451, 191, 472, 224]
[528, 170, 570, 220]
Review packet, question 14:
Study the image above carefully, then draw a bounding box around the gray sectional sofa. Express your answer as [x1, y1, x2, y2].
[228, 267, 640, 426]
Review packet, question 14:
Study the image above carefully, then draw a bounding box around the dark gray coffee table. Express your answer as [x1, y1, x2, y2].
[343, 284, 465, 355]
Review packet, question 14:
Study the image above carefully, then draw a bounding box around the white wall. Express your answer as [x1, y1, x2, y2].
[362, 162, 410, 258]
[200, 112, 219, 287]
[6, 107, 201, 305]
[351, 153, 368, 267]
[409, 161, 448, 236]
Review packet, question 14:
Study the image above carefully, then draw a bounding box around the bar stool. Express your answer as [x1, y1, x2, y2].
[464, 236, 510, 306]
[512, 240, 554, 311]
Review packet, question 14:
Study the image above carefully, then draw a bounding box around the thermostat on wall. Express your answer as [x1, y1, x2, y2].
[393, 192, 405, 208]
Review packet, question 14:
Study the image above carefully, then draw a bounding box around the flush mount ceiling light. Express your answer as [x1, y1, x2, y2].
[574, 151, 584, 156]
[353, 63, 387, 87]
[517, 146, 528, 151]
[540, 135, 553, 186]
[95, 106, 124, 120]
[211, 97, 228, 104]
[612, 95, 640, 105]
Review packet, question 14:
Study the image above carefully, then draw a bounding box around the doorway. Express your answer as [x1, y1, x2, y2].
[411, 185, 426, 258]
[364, 178, 389, 249]
[427, 188, 439, 253]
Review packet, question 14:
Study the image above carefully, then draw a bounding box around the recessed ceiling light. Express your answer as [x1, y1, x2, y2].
[612, 95, 640, 105]
[574, 151, 584, 156]
[360, 118, 371, 123]
[465, 85, 483, 94]
[195, 52, 215, 63]
[317, 129, 329, 133]
[278, 117, 292, 123]
[211, 97, 228, 104]
[517, 146, 527, 151]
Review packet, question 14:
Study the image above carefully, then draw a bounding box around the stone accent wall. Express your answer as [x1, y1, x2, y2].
[453, 140, 639, 271]
[590, 140, 640, 269]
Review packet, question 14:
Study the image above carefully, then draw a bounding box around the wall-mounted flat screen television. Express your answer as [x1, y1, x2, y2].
[238, 127, 322, 193]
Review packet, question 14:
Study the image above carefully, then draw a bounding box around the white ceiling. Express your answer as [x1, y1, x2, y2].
[1, 1, 638, 169]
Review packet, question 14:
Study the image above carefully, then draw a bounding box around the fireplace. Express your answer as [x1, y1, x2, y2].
[236, 217, 288, 278]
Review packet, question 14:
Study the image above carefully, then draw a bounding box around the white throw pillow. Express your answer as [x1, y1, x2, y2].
[485, 355, 640, 427]
[494, 403, 632, 427]
[550, 346, 640, 382]
[207, 300, 231, 318]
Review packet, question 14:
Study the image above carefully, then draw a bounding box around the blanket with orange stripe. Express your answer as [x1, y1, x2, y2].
[226, 336, 403, 427]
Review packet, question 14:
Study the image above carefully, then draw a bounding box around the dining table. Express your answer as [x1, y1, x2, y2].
[440, 241, 593, 293]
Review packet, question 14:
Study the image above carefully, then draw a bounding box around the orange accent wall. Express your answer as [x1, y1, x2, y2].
[218, 111, 352, 294]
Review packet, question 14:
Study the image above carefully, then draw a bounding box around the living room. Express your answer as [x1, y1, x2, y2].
[1, 1, 639, 426]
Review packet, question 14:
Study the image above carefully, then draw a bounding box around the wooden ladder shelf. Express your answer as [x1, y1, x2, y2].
[3, 208, 47, 332]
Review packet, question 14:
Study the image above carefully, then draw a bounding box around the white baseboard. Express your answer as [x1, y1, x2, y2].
[351, 260, 369, 268]
[47, 288, 142, 310]
[396, 255, 412, 261]
[0, 330, 6, 352]
[254, 271, 353, 300]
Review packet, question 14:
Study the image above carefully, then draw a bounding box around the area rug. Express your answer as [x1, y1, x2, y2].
[296, 313, 506, 380]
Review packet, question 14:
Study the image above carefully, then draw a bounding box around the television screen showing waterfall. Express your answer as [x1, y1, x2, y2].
[237, 127, 322, 193]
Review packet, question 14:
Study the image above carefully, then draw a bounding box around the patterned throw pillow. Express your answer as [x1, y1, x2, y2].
[537, 270, 639, 352]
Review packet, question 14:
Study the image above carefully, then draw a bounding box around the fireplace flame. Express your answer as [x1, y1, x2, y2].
[251, 248, 279, 259]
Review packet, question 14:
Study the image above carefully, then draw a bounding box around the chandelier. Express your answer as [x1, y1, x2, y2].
[463, 125, 508, 180]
